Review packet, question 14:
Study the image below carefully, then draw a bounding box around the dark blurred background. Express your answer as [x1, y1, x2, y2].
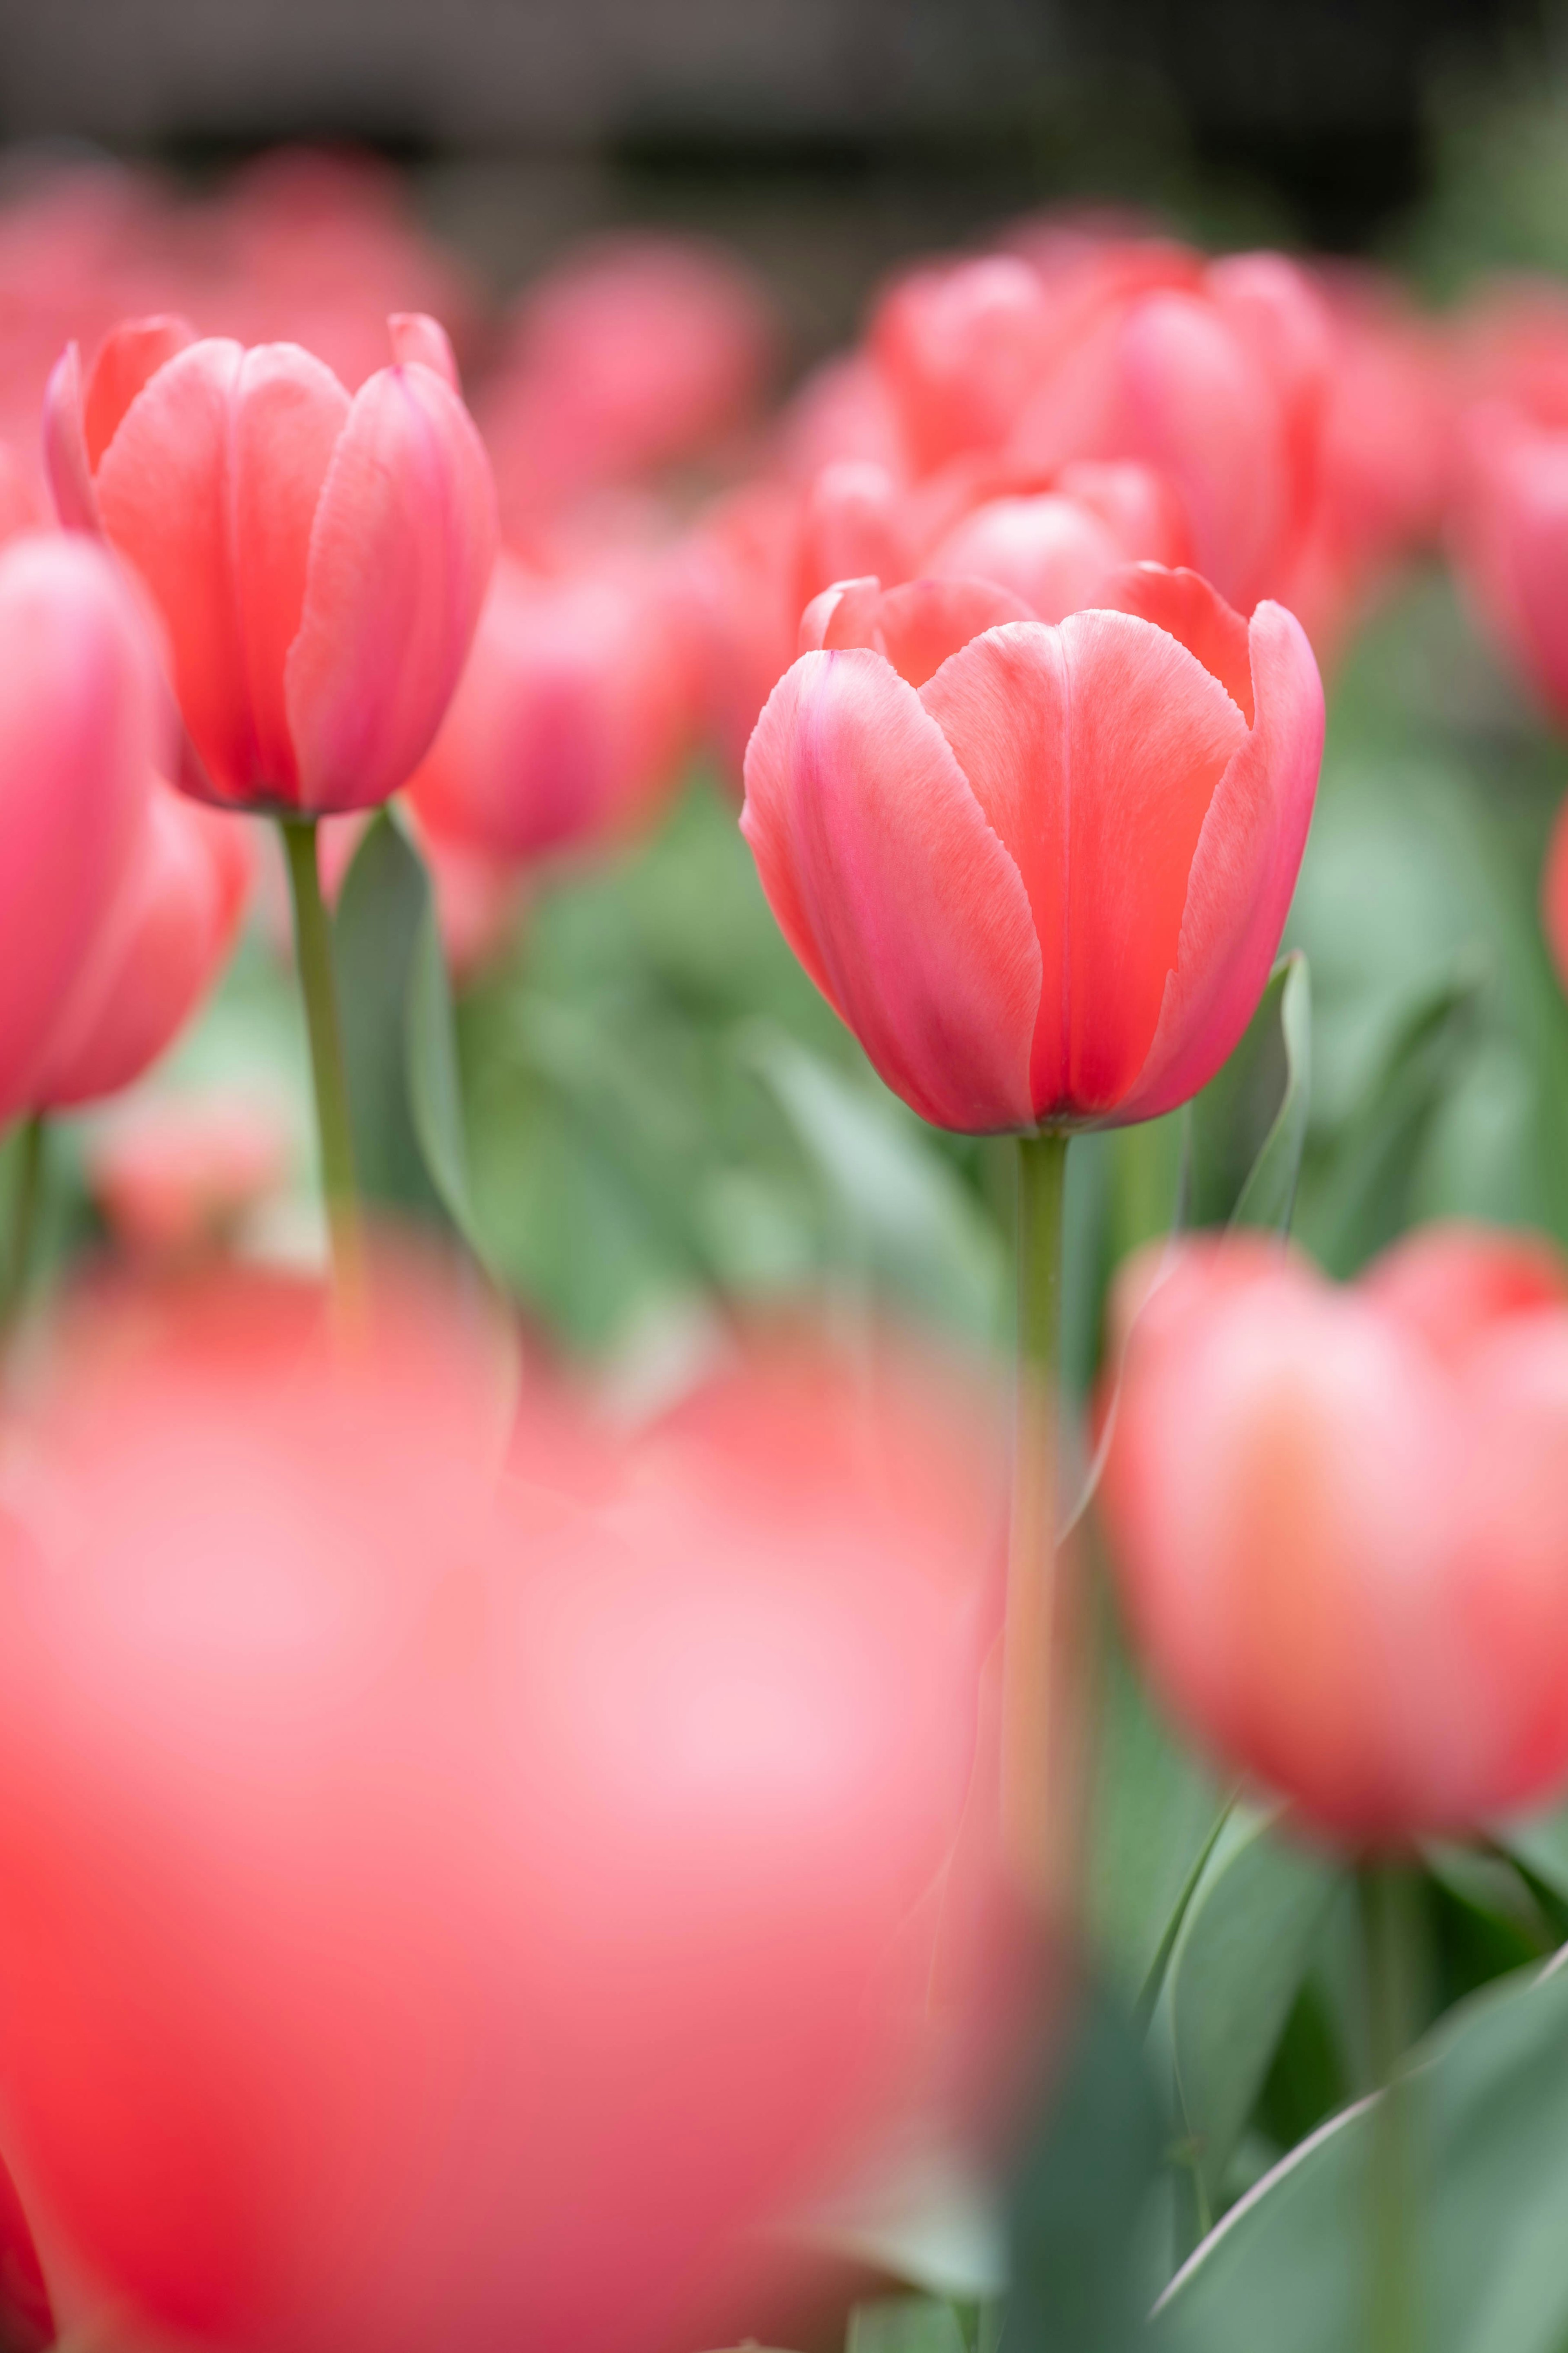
[0, 0, 1552, 356]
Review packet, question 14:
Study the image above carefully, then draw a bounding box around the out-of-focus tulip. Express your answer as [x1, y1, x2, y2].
[869, 256, 1057, 477]
[1451, 398, 1568, 724]
[1546, 796, 1568, 994]
[0, 531, 160, 1124]
[480, 233, 776, 538]
[742, 563, 1322, 1134]
[45, 311, 497, 814]
[28, 786, 252, 1110]
[1102, 1224, 1568, 1846]
[85, 1091, 290, 1258]
[406, 551, 694, 865]
[921, 457, 1189, 621]
[0, 1271, 997, 2353]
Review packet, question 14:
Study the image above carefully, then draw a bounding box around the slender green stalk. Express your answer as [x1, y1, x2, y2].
[1002, 1128, 1071, 1911]
[1358, 1863, 1424, 2353]
[0, 1111, 45, 1332]
[279, 817, 363, 1302]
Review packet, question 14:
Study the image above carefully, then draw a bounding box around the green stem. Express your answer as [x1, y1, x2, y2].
[1358, 1863, 1423, 2353]
[1002, 1128, 1071, 1911]
[0, 1112, 45, 1331]
[280, 818, 363, 1302]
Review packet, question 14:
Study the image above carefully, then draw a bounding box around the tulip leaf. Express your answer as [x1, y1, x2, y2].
[1180, 952, 1312, 1236]
[846, 2298, 967, 2353]
[333, 810, 485, 1263]
[1006, 1974, 1167, 2352]
[1159, 1807, 1342, 2219]
[1152, 1956, 1568, 2353]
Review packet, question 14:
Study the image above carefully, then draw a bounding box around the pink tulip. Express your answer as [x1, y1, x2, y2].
[0, 1270, 997, 2353]
[1451, 397, 1568, 725]
[44, 311, 498, 814]
[921, 457, 1188, 621]
[0, 531, 160, 1124]
[85, 1092, 290, 1258]
[407, 551, 694, 865]
[1102, 1224, 1568, 1846]
[869, 255, 1058, 476]
[28, 784, 252, 1110]
[742, 563, 1322, 1133]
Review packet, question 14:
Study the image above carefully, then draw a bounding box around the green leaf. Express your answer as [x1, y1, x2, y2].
[1154, 1957, 1568, 2353]
[1181, 953, 1312, 1235]
[1007, 1975, 1166, 2351]
[846, 2299, 967, 2353]
[1161, 1808, 1342, 2215]
[333, 812, 486, 1262]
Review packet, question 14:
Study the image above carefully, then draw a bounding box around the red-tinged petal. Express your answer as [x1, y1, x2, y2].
[870, 575, 1033, 686]
[43, 345, 99, 533]
[927, 493, 1125, 622]
[741, 648, 1040, 1131]
[1098, 562, 1255, 720]
[95, 341, 257, 802]
[285, 361, 499, 813]
[388, 312, 461, 392]
[1117, 600, 1323, 1124]
[83, 316, 198, 471]
[803, 576, 886, 654]
[0, 535, 159, 1120]
[1057, 607, 1251, 1113]
[231, 346, 352, 798]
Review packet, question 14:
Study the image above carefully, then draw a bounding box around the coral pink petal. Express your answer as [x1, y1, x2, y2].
[43, 346, 100, 534]
[388, 313, 461, 393]
[83, 317, 198, 472]
[95, 341, 256, 803]
[1118, 600, 1323, 1123]
[0, 536, 159, 1120]
[927, 494, 1125, 622]
[742, 648, 1040, 1130]
[231, 346, 351, 800]
[871, 575, 1035, 687]
[285, 361, 499, 813]
[1099, 562, 1255, 720]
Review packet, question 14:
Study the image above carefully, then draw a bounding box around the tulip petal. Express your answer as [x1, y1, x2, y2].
[231, 346, 352, 798]
[285, 361, 499, 813]
[388, 313, 461, 393]
[742, 648, 1040, 1131]
[95, 341, 257, 802]
[927, 494, 1125, 623]
[43, 345, 99, 534]
[1118, 600, 1323, 1124]
[84, 316, 198, 471]
[1098, 562, 1255, 720]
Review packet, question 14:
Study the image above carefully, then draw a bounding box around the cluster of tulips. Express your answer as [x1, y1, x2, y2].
[4, 140, 1568, 2351]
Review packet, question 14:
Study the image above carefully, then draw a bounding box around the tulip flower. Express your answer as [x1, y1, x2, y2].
[1102, 1223, 1568, 1845]
[742, 562, 1322, 1137]
[28, 784, 252, 1110]
[1451, 399, 1568, 725]
[45, 310, 497, 816]
[0, 1271, 996, 2353]
[0, 531, 160, 1127]
[405, 551, 694, 866]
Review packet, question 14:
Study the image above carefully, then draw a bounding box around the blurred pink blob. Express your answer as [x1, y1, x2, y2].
[480, 234, 777, 538]
[86, 1093, 290, 1259]
[406, 549, 695, 866]
[0, 1271, 1002, 2353]
[742, 563, 1322, 1133]
[0, 531, 161, 1124]
[27, 787, 253, 1110]
[45, 310, 497, 814]
[1102, 1224, 1568, 1847]
[1452, 395, 1568, 725]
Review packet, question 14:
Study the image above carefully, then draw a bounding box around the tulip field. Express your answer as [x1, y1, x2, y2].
[5, 118, 1568, 2353]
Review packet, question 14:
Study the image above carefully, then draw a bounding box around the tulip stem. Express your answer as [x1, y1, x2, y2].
[0, 1112, 45, 1331]
[1002, 1127, 1071, 1915]
[280, 818, 364, 1303]
[1357, 1862, 1423, 2353]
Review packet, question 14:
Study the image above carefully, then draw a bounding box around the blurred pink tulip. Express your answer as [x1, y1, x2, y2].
[0, 1272, 997, 2353]
[407, 550, 694, 865]
[45, 311, 497, 814]
[742, 563, 1322, 1133]
[1452, 397, 1568, 725]
[29, 786, 252, 1111]
[1102, 1225, 1568, 1846]
[0, 531, 160, 1124]
[85, 1092, 290, 1259]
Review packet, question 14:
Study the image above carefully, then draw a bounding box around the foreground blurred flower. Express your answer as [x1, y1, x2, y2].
[742, 563, 1323, 1135]
[85, 1091, 290, 1259]
[1102, 1224, 1568, 1845]
[46, 311, 497, 814]
[0, 1271, 1000, 2353]
[0, 532, 159, 1125]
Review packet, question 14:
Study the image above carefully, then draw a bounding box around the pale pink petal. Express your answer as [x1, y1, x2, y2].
[83, 316, 198, 471]
[741, 648, 1040, 1131]
[1098, 562, 1255, 719]
[1116, 600, 1323, 1122]
[388, 313, 461, 393]
[230, 345, 351, 798]
[285, 360, 499, 813]
[43, 345, 99, 533]
[95, 341, 256, 801]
